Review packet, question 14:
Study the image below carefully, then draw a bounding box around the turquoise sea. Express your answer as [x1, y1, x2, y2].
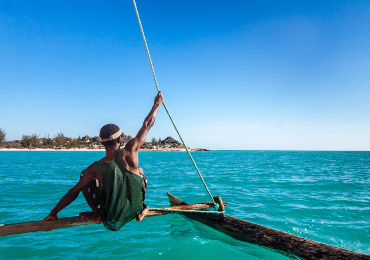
[0, 151, 369, 259]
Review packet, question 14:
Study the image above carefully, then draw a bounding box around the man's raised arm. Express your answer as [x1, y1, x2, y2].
[126, 91, 163, 152]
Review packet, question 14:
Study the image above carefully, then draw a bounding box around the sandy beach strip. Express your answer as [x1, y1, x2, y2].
[0, 148, 207, 152]
[0, 148, 104, 152]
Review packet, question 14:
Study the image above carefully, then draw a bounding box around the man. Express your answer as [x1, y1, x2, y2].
[43, 91, 163, 231]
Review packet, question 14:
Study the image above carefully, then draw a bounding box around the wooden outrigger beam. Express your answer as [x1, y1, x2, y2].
[167, 193, 370, 260]
[0, 201, 227, 237]
[0, 216, 94, 237]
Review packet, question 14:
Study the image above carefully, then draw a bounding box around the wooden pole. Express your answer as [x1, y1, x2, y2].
[147, 201, 227, 216]
[167, 193, 370, 260]
[213, 196, 225, 212]
[0, 201, 227, 237]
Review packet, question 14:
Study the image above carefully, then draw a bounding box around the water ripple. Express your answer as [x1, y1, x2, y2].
[0, 151, 369, 258]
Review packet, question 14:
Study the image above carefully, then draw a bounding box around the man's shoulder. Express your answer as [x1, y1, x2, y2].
[84, 164, 100, 176]
[123, 138, 138, 153]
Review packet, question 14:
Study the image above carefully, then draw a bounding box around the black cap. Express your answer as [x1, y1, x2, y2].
[100, 124, 120, 140]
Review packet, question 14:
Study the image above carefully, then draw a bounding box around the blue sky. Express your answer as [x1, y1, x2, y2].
[1, 0, 369, 150]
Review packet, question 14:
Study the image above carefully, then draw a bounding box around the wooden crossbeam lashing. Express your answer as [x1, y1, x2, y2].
[0, 201, 227, 237]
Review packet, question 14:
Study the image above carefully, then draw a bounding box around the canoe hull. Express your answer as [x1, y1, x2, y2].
[167, 193, 370, 260]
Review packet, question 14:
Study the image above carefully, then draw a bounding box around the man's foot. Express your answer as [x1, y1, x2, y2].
[136, 205, 149, 221]
[79, 211, 102, 224]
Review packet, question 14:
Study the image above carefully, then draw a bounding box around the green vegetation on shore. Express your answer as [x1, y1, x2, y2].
[0, 128, 6, 147]
[0, 129, 207, 151]
[2, 131, 119, 150]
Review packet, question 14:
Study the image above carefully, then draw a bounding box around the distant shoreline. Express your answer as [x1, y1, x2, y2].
[0, 148, 102, 152]
[0, 147, 209, 152]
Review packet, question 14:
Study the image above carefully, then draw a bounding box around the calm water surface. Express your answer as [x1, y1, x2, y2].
[0, 150, 369, 259]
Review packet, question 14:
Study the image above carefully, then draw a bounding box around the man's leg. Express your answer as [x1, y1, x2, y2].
[78, 171, 102, 224]
[79, 187, 102, 224]
[136, 167, 149, 221]
[136, 206, 149, 221]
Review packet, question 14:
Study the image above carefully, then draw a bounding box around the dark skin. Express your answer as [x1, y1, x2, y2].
[43, 91, 163, 223]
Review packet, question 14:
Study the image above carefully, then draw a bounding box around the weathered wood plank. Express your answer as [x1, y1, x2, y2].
[0, 217, 94, 237]
[0, 201, 227, 236]
[167, 193, 370, 260]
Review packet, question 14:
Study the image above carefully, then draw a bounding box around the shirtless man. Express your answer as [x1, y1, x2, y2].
[43, 92, 163, 230]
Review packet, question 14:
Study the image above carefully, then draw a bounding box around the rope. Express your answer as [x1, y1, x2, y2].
[150, 208, 224, 214]
[131, 0, 219, 210]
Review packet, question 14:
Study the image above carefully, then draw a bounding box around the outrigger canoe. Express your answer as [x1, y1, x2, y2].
[1, 193, 369, 260]
[166, 193, 370, 260]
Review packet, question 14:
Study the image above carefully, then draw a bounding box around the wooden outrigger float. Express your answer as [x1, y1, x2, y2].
[1, 193, 369, 260]
[167, 193, 370, 260]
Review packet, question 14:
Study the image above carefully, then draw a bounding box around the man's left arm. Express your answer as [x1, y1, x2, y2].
[43, 166, 96, 221]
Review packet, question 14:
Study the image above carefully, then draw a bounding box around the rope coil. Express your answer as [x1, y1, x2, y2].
[132, 0, 219, 210]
